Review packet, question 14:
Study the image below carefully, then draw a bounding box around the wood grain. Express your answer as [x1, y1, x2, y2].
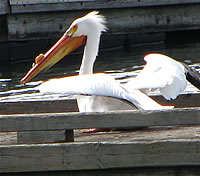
[1, 167, 200, 176]
[0, 99, 79, 114]
[1, 108, 200, 132]
[1, 139, 200, 172]
[0, 0, 9, 15]
[9, 0, 200, 13]
[7, 4, 200, 40]
[0, 94, 199, 114]
[17, 130, 74, 144]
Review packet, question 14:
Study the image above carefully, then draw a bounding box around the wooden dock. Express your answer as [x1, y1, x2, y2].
[1, 0, 200, 64]
[0, 93, 200, 114]
[1, 1, 200, 175]
[1, 0, 200, 41]
[0, 93, 200, 175]
[1, 108, 200, 174]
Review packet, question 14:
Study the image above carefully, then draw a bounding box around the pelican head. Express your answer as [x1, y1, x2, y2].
[66, 11, 106, 37]
[21, 11, 107, 84]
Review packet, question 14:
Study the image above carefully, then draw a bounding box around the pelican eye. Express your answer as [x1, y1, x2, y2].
[66, 25, 78, 36]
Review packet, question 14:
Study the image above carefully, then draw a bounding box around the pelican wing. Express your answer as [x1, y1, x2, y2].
[39, 74, 125, 98]
[124, 53, 187, 100]
[38, 73, 173, 110]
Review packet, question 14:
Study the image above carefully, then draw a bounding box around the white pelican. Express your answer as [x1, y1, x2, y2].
[21, 11, 200, 114]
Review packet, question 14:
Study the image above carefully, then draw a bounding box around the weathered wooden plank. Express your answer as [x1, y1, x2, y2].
[1, 125, 200, 144]
[7, 4, 200, 40]
[2, 167, 200, 176]
[7, 11, 82, 40]
[0, 16, 8, 42]
[74, 126, 200, 143]
[152, 93, 200, 108]
[0, 130, 75, 145]
[0, 0, 10, 15]
[0, 108, 200, 132]
[1, 139, 200, 172]
[17, 130, 74, 144]
[0, 97, 77, 143]
[9, 0, 200, 14]
[0, 93, 199, 114]
[0, 99, 78, 114]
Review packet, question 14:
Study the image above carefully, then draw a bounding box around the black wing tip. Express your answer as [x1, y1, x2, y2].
[182, 62, 200, 90]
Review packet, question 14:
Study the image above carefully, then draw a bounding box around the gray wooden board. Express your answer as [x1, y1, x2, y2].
[1, 125, 200, 143]
[1, 167, 200, 176]
[0, 98, 79, 114]
[0, 139, 200, 172]
[0, 132, 17, 145]
[0, 16, 8, 42]
[0, 0, 10, 15]
[74, 126, 200, 142]
[17, 130, 74, 144]
[152, 93, 200, 108]
[0, 93, 199, 114]
[9, 0, 200, 14]
[1, 125, 200, 144]
[0, 108, 200, 132]
[7, 4, 200, 40]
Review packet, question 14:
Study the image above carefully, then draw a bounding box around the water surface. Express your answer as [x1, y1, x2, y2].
[0, 36, 200, 99]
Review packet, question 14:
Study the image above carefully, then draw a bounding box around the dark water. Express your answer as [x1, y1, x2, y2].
[0, 34, 200, 96]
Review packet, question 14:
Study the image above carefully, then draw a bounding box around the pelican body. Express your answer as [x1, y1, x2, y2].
[21, 11, 200, 113]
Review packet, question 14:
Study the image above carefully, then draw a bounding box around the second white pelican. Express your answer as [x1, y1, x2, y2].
[21, 11, 200, 114]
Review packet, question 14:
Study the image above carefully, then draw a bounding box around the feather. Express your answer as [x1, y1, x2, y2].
[39, 73, 173, 110]
[124, 53, 187, 100]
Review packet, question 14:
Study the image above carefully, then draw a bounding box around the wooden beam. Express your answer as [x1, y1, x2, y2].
[0, 16, 8, 42]
[0, 93, 199, 114]
[151, 93, 200, 108]
[17, 130, 74, 144]
[0, 99, 79, 114]
[1, 167, 200, 176]
[9, 0, 200, 14]
[0, 0, 10, 15]
[1, 108, 200, 132]
[7, 4, 200, 40]
[1, 139, 200, 172]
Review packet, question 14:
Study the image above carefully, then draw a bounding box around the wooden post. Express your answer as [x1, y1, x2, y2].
[0, 0, 9, 15]
[65, 130, 74, 142]
[17, 130, 74, 144]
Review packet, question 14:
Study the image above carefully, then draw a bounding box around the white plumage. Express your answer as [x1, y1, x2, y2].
[39, 73, 173, 111]
[21, 11, 191, 113]
[124, 53, 187, 100]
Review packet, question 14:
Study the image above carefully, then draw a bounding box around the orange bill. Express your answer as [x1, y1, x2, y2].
[21, 35, 86, 84]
